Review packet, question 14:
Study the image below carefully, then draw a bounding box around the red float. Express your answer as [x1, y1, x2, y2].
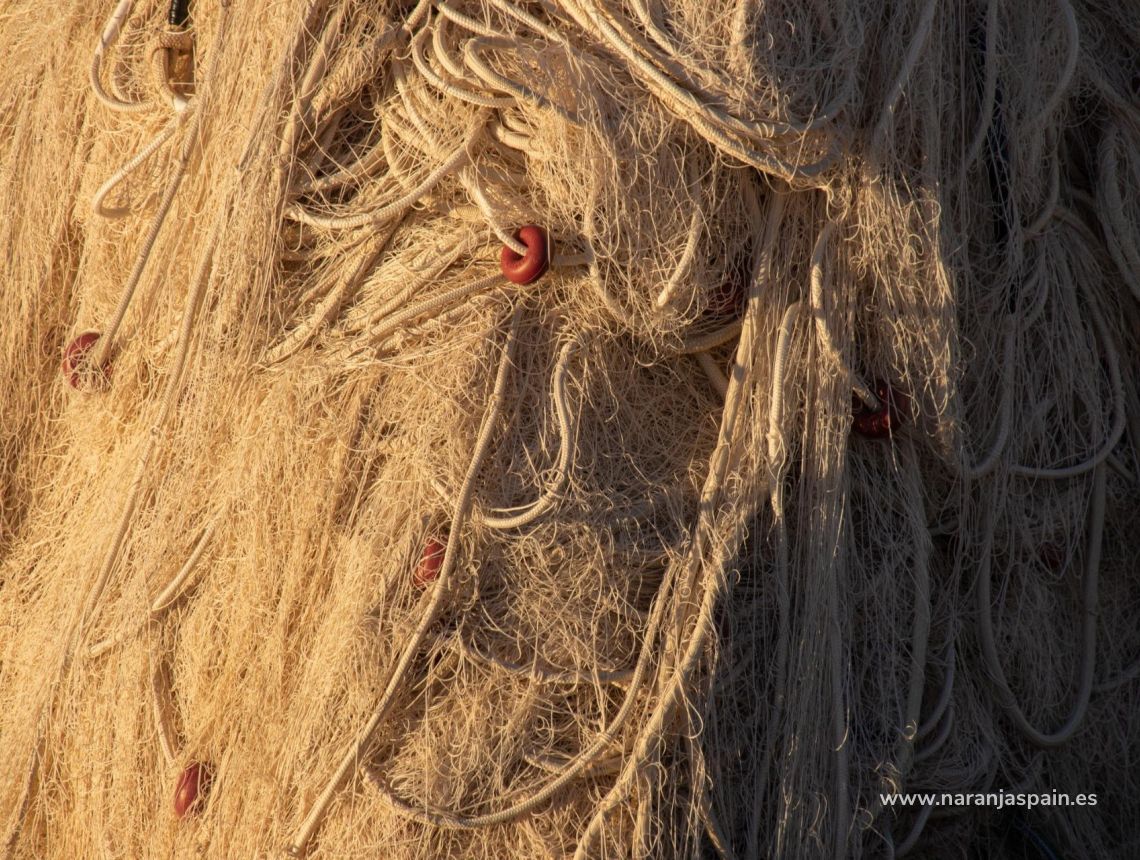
[852, 380, 908, 439]
[62, 331, 111, 390]
[499, 225, 550, 285]
[413, 537, 446, 588]
[173, 761, 213, 818]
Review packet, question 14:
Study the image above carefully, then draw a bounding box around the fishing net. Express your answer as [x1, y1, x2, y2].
[1, 0, 1138, 857]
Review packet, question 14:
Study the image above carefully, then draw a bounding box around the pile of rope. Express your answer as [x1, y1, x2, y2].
[1, 0, 1138, 857]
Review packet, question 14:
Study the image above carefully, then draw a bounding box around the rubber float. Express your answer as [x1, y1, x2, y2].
[61, 331, 112, 390]
[173, 761, 213, 818]
[413, 537, 446, 588]
[852, 380, 908, 439]
[499, 226, 550, 285]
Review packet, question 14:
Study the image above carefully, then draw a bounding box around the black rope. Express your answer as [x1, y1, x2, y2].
[168, 0, 191, 28]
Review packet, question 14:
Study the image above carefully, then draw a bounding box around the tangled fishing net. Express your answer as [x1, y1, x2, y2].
[2, 0, 1139, 856]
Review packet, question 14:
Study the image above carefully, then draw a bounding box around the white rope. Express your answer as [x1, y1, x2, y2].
[654, 168, 704, 309]
[91, 117, 181, 218]
[285, 127, 478, 230]
[463, 169, 529, 255]
[1009, 288, 1125, 479]
[1026, 0, 1079, 130]
[475, 340, 579, 530]
[870, 0, 938, 151]
[975, 463, 1104, 747]
[696, 351, 728, 399]
[960, 0, 1000, 173]
[411, 24, 514, 109]
[808, 222, 880, 409]
[91, 0, 151, 114]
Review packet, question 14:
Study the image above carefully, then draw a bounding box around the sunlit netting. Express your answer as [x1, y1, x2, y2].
[1, 0, 1138, 857]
